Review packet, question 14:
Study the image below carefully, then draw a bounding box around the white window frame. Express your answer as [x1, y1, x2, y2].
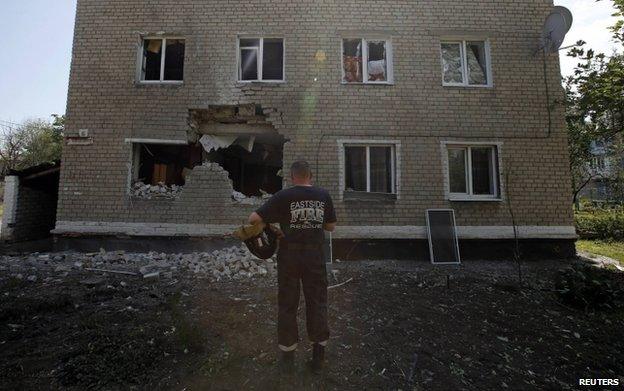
[440, 39, 492, 88]
[341, 38, 394, 85]
[137, 37, 185, 84]
[337, 139, 401, 199]
[237, 37, 285, 83]
[442, 141, 502, 202]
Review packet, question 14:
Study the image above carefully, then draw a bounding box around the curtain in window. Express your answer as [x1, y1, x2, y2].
[345, 147, 366, 191]
[441, 43, 462, 84]
[367, 41, 387, 82]
[448, 148, 467, 193]
[370, 147, 392, 193]
[466, 41, 487, 85]
[471, 148, 494, 195]
[343, 39, 362, 83]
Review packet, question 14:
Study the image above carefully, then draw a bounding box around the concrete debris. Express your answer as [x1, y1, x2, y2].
[143, 271, 160, 280]
[231, 190, 272, 205]
[0, 245, 277, 283]
[131, 181, 182, 199]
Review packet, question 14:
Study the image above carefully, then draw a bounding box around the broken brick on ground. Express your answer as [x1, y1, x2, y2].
[1, 257, 623, 390]
[1, 245, 276, 283]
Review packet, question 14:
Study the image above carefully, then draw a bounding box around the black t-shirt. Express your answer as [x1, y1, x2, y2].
[255, 185, 337, 246]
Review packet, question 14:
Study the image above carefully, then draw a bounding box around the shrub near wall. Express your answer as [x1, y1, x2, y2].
[575, 208, 624, 240]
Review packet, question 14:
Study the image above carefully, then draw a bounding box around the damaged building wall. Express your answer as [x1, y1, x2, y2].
[2, 170, 59, 242]
[56, 0, 574, 242]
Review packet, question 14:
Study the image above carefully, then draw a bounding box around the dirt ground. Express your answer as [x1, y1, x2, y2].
[1, 255, 623, 390]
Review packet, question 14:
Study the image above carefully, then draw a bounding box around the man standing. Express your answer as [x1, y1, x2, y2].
[248, 160, 337, 374]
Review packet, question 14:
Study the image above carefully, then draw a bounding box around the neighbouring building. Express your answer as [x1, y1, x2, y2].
[2, 162, 60, 242]
[53, 0, 576, 258]
[580, 140, 624, 203]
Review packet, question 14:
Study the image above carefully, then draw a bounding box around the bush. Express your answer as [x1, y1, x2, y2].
[575, 208, 624, 240]
[555, 263, 623, 310]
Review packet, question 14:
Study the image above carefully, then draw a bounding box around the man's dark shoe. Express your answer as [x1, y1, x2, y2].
[308, 344, 325, 374]
[279, 350, 295, 374]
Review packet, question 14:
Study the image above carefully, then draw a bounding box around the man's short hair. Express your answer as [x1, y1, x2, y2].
[291, 160, 312, 178]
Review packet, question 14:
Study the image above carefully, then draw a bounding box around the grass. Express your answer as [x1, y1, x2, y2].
[0, 203, 3, 218]
[577, 240, 624, 265]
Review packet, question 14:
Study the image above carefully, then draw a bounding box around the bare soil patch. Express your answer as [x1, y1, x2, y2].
[1, 255, 623, 390]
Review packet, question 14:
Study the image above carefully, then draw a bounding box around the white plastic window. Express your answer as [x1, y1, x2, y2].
[441, 40, 491, 87]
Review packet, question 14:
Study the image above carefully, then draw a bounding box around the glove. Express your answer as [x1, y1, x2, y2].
[233, 223, 266, 241]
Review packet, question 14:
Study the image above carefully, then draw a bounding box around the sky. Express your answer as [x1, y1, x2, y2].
[0, 0, 620, 124]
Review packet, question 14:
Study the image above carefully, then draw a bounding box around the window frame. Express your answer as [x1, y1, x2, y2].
[338, 140, 400, 198]
[341, 38, 394, 85]
[138, 37, 185, 84]
[440, 39, 492, 88]
[237, 37, 286, 83]
[443, 142, 502, 202]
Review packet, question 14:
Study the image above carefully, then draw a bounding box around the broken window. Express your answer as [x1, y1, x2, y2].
[447, 145, 499, 199]
[239, 38, 284, 81]
[441, 40, 490, 86]
[141, 38, 185, 82]
[130, 143, 202, 198]
[201, 133, 284, 198]
[345, 145, 395, 193]
[342, 38, 392, 83]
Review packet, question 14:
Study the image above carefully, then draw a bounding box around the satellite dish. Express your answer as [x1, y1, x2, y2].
[540, 6, 573, 53]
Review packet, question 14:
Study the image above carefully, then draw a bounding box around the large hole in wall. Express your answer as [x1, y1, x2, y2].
[130, 134, 285, 200]
[200, 132, 285, 198]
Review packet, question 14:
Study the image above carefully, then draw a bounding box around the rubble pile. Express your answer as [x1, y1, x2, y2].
[131, 181, 182, 199]
[231, 190, 272, 205]
[1, 245, 276, 283]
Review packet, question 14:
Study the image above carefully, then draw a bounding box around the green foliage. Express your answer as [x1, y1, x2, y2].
[566, 1, 624, 201]
[575, 208, 624, 240]
[18, 119, 63, 169]
[0, 115, 64, 175]
[555, 263, 623, 310]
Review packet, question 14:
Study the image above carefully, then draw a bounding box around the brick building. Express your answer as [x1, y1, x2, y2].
[54, 0, 576, 258]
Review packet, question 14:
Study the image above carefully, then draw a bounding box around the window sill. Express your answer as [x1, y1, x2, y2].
[136, 81, 184, 87]
[341, 81, 394, 86]
[236, 80, 286, 86]
[448, 197, 502, 202]
[442, 83, 493, 89]
[343, 191, 397, 202]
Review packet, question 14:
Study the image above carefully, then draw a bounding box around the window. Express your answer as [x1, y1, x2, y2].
[140, 38, 185, 82]
[238, 38, 284, 82]
[342, 38, 393, 84]
[441, 40, 491, 87]
[590, 156, 606, 170]
[344, 145, 395, 193]
[446, 145, 500, 200]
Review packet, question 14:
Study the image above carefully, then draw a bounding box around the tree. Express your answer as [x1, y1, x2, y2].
[0, 115, 64, 176]
[565, 0, 624, 205]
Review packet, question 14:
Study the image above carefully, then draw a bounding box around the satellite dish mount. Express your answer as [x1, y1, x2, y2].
[539, 6, 573, 54]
